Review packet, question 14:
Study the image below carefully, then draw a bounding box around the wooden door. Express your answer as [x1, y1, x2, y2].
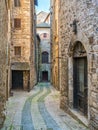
[73, 57, 88, 115]
[12, 70, 23, 89]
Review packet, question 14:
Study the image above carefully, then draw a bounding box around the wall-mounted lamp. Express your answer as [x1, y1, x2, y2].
[70, 19, 78, 34]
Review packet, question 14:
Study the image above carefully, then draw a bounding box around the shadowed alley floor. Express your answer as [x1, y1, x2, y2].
[2, 83, 89, 130]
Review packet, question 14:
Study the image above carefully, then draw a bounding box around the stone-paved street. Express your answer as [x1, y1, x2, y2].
[1, 83, 89, 130]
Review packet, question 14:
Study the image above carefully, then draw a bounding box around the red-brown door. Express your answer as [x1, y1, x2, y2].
[42, 71, 48, 82]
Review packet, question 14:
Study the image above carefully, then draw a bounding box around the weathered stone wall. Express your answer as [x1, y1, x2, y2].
[23, 70, 29, 91]
[30, 0, 37, 88]
[0, 0, 8, 127]
[10, 0, 31, 63]
[10, 0, 36, 90]
[58, 0, 98, 129]
[51, 0, 60, 90]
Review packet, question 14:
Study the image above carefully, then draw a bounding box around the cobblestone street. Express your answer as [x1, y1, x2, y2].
[2, 83, 89, 130]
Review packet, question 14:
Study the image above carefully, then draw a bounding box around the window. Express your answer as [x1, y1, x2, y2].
[14, 46, 21, 56]
[14, 18, 21, 29]
[42, 52, 49, 63]
[43, 33, 47, 38]
[14, 0, 21, 7]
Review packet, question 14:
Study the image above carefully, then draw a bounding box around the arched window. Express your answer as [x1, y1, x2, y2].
[42, 52, 49, 63]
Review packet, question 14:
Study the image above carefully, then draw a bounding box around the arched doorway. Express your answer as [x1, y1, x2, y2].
[73, 42, 88, 115]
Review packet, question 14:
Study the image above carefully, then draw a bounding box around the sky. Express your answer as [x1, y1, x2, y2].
[36, 0, 50, 13]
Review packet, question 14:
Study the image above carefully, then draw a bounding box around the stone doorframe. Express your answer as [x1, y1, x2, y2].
[67, 39, 91, 122]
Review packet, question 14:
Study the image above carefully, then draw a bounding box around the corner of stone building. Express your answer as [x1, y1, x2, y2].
[30, 66, 37, 90]
[90, 65, 98, 128]
[59, 66, 69, 112]
[0, 0, 9, 128]
[89, 107, 98, 130]
[60, 95, 69, 112]
[59, 56, 69, 111]
[0, 94, 6, 128]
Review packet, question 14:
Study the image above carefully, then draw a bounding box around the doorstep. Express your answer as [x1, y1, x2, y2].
[68, 108, 89, 127]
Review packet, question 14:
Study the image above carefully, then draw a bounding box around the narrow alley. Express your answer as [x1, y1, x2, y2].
[2, 83, 88, 130]
[0, 0, 98, 129]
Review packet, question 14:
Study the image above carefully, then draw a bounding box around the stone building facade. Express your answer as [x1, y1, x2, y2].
[51, 0, 60, 90]
[0, 0, 10, 127]
[36, 12, 51, 82]
[51, 0, 98, 129]
[10, 0, 37, 91]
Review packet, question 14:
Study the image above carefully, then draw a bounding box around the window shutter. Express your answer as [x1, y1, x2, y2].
[14, 46, 21, 56]
[14, 18, 21, 28]
[14, 0, 21, 7]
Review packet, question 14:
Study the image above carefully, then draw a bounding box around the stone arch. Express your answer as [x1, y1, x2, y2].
[42, 51, 49, 63]
[68, 41, 87, 57]
[68, 41, 90, 121]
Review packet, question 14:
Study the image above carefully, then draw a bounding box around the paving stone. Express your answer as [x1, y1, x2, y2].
[2, 83, 88, 130]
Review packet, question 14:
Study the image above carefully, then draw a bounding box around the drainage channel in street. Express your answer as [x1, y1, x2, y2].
[21, 86, 43, 130]
[37, 86, 61, 130]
